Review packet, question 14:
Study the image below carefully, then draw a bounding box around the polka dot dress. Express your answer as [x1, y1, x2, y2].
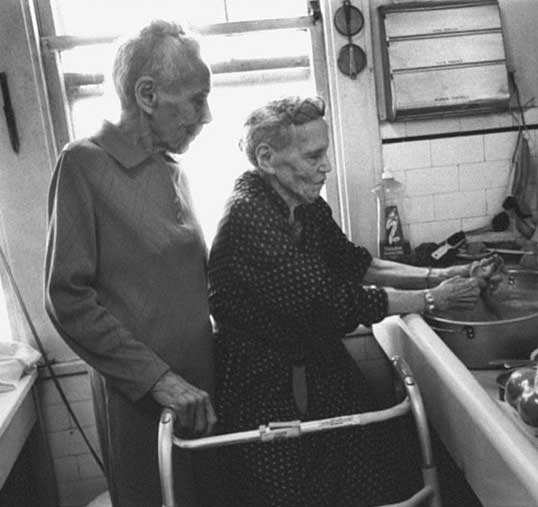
[208, 171, 420, 506]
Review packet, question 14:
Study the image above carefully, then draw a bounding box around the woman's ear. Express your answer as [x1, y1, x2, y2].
[134, 76, 157, 113]
[255, 143, 276, 175]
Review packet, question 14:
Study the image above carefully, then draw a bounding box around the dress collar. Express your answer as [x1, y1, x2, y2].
[247, 170, 318, 221]
[248, 170, 291, 219]
[91, 121, 152, 169]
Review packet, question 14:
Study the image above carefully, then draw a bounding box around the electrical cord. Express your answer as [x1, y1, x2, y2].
[509, 70, 530, 133]
[0, 244, 105, 474]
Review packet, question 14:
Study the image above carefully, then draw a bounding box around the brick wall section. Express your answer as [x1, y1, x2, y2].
[381, 130, 538, 247]
[37, 373, 107, 507]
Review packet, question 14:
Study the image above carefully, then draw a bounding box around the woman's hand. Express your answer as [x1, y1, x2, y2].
[443, 255, 505, 292]
[518, 240, 538, 269]
[151, 370, 217, 436]
[430, 276, 480, 311]
[469, 254, 506, 292]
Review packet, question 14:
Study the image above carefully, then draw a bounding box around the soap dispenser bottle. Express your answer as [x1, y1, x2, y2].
[372, 169, 410, 259]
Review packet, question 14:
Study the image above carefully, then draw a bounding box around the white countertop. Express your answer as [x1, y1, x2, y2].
[0, 369, 36, 436]
[0, 369, 37, 488]
[373, 314, 538, 507]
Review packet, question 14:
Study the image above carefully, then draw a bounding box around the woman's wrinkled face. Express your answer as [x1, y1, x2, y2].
[269, 118, 331, 207]
[150, 61, 211, 154]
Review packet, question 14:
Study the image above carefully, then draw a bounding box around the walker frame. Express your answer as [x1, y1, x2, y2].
[158, 355, 442, 507]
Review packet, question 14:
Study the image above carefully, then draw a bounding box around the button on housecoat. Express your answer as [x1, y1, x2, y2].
[208, 170, 419, 506]
[45, 121, 214, 507]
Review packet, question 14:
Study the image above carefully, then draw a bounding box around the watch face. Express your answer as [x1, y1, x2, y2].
[424, 290, 436, 313]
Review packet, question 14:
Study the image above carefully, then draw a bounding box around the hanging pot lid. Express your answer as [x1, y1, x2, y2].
[334, 2, 364, 36]
[337, 43, 367, 79]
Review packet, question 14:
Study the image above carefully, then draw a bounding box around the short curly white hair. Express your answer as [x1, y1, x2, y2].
[241, 96, 326, 167]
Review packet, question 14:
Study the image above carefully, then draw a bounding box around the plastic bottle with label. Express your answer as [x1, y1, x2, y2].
[372, 169, 410, 259]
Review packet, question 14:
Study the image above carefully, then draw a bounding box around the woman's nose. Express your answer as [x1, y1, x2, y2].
[320, 154, 331, 173]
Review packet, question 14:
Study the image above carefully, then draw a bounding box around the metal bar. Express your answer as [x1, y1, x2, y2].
[386, 27, 502, 42]
[391, 59, 507, 74]
[381, 486, 433, 507]
[64, 57, 308, 88]
[157, 357, 442, 506]
[41, 16, 314, 53]
[382, 0, 497, 15]
[392, 356, 442, 507]
[172, 399, 410, 450]
[211, 56, 309, 74]
[392, 356, 435, 467]
[64, 72, 105, 88]
[158, 409, 177, 507]
[66, 68, 312, 101]
[308, 5, 343, 228]
[64, 57, 308, 92]
[198, 16, 313, 35]
[213, 67, 310, 86]
[34, 0, 73, 153]
[41, 35, 115, 52]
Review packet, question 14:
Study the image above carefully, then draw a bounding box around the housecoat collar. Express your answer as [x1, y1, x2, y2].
[249, 169, 321, 222]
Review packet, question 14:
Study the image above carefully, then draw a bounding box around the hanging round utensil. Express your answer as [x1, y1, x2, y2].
[334, 1, 364, 36]
[334, 1, 366, 79]
[337, 43, 367, 79]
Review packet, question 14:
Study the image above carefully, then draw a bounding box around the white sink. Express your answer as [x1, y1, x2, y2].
[373, 314, 538, 507]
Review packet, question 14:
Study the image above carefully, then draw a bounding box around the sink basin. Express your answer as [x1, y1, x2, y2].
[424, 268, 538, 368]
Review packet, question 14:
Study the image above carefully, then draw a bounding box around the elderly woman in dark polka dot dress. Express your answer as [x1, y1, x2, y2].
[208, 96, 503, 507]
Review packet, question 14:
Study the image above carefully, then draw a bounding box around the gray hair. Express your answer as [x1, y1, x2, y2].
[112, 20, 205, 110]
[241, 96, 326, 167]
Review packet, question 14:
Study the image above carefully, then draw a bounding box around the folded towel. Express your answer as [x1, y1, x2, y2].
[0, 341, 42, 393]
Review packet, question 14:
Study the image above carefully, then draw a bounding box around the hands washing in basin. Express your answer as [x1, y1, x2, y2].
[469, 254, 507, 292]
[420, 254, 506, 314]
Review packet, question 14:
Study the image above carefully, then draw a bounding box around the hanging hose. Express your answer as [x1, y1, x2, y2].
[0, 244, 105, 474]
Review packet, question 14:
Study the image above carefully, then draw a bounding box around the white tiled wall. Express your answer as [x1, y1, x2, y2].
[382, 130, 538, 247]
[37, 372, 107, 507]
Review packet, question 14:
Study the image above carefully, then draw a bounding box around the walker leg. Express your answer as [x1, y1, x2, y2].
[392, 356, 442, 507]
[158, 408, 177, 507]
[422, 466, 442, 507]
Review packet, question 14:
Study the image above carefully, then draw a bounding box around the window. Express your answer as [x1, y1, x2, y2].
[37, 0, 331, 245]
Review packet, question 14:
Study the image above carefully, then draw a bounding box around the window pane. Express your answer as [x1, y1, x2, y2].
[183, 67, 315, 245]
[60, 44, 115, 75]
[226, 0, 307, 21]
[70, 94, 120, 141]
[52, 0, 226, 36]
[201, 29, 309, 64]
[59, 43, 120, 139]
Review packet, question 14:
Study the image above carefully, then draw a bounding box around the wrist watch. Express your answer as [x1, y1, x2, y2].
[424, 290, 436, 313]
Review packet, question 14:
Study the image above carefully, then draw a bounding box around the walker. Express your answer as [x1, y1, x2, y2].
[158, 355, 442, 507]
